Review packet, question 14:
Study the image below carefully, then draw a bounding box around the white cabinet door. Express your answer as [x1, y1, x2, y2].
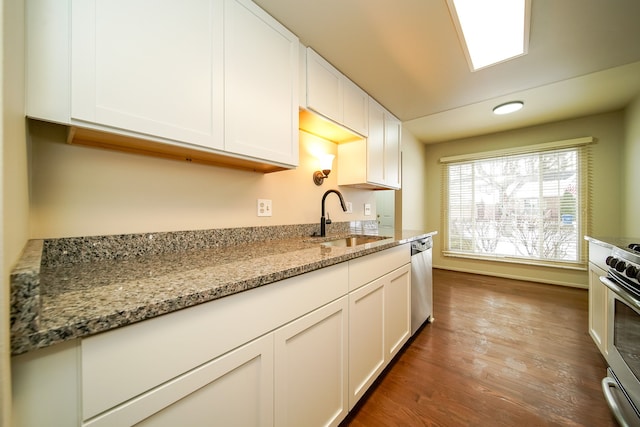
[71, 0, 224, 150]
[384, 112, 402, 190]
[366, 99, 386, 186]
[26, 0, 71, 123]
[306, 48, 343, 124]
[304, 48, 368, 137]
[589, 263, 609, 358]
[348, 277, 385, 409]
[224, 0, 299, 166]
[85, 334, 274, 427]
[274, 297, 349, 427]
[12, 340, 81, 427]
[342, 78, 369, 137]
[384, 264, 411, 360]
[348, 260, 411, 409]
[338, 98, 401, 190]
[81, 262, 347, 420]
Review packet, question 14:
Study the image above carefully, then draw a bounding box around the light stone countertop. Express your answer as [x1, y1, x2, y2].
[10, 223, 436, 355]
[585, 235, 640, 251]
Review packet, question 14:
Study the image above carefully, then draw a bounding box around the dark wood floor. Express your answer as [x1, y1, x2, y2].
[342, 269, 617, 427]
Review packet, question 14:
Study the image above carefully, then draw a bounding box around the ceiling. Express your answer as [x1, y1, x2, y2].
[253, 0, 640, 143]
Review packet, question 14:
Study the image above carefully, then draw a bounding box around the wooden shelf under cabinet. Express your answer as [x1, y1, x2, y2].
[67, 126, 288, 173]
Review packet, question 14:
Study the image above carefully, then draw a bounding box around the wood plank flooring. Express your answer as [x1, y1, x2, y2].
[341, 269, 617, 426]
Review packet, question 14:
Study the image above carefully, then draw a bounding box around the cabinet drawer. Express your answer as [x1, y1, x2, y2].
[348, 245, 410, 291]
[81, 262, 348, 420]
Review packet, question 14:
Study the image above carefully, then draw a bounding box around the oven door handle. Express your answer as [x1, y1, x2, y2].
[602, 376, 634, 427]
[600, 275, 640, 312]
[600, 275, 621, 294]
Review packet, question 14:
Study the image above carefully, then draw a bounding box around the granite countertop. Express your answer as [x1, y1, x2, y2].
[585, 235, 640, 251]
[10, 223, 436, 355]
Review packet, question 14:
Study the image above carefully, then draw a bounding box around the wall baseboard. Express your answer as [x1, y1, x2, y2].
[432, 265, 588, 289]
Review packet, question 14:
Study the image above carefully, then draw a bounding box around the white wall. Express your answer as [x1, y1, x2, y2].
[399, 126, 427, 230]
[623, 95, 640, 237]
[28, 121, 379, 238]
[2, 0, 28, 424]
[424, 110, 625, 288]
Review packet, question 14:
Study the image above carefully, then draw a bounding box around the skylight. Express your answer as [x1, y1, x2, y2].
[447, 0, 531, 71]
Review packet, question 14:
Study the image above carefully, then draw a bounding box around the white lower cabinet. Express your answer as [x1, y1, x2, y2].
[85, 334, 275, 427]
[11, 246, 413, 427]
[82, 267, 349, 427]
[589, 264, 608, 357]
[12, 340, 81, 427]
[349, 277, 385, 408]
[587, 241, 610, 360]
[384, 265, 412, 360]
[348, 263, 411, 409]
[274, 297, 349, 427]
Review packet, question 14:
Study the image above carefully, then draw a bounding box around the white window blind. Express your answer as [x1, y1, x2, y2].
[441, 137, 592, 268]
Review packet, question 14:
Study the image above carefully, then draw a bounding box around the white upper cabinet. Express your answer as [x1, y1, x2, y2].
[71, 0, 224, 150]
[383, 111, 402, 189]
[27, 0, 299, 170]
[338, 97, 402, 190]
[304, 48, 368, 137]
[299, 46, 400, 187]
[223, 0, 299, 165]
[366, 99, 386, 185]
[342, 78, 370, 138]
[305, 48, 342, 125]
[26, 0, 71, 124]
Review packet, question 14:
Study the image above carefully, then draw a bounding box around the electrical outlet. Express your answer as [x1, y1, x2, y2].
[346, 202, 353, 214]
[364, 203, 371, 216]
[257, 199, 272, 217]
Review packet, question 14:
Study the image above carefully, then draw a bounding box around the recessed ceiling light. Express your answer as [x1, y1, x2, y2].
[447, 0, 531, 71]
[493, 101, 524, 115]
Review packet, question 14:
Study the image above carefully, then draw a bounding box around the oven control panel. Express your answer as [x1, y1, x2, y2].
[606, 245, 640, 287]
[607, 255, 640, 281]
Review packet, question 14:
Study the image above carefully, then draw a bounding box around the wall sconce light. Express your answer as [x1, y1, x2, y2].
[313, 153, 335, 186]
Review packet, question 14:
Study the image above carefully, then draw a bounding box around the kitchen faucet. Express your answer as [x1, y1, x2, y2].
[320, 189, 347, 237]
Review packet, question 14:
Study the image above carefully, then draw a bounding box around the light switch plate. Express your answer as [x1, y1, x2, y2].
[257, 199, 272, 217]
[364, 203, 371, 216]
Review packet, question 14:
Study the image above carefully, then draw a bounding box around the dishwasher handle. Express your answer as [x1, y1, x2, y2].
[411, 237, 432, 254]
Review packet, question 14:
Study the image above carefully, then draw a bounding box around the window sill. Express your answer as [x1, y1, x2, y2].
[442, 251, 587, 271]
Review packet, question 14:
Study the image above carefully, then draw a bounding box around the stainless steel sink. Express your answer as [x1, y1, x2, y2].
[320, 235, 391, 247]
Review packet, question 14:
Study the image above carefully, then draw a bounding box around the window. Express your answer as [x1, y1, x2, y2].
[441, 137, 592, 268]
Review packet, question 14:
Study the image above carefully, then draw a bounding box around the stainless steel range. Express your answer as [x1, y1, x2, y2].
[600, 243, 640, 426]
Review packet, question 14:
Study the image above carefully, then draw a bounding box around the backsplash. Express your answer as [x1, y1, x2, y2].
[40, 221, 380, 267]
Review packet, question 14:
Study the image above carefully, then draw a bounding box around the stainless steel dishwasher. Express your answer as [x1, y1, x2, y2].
[411, 235, 433, 335]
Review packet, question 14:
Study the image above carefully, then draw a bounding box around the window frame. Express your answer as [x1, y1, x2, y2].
[440, 137, 593, 269]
